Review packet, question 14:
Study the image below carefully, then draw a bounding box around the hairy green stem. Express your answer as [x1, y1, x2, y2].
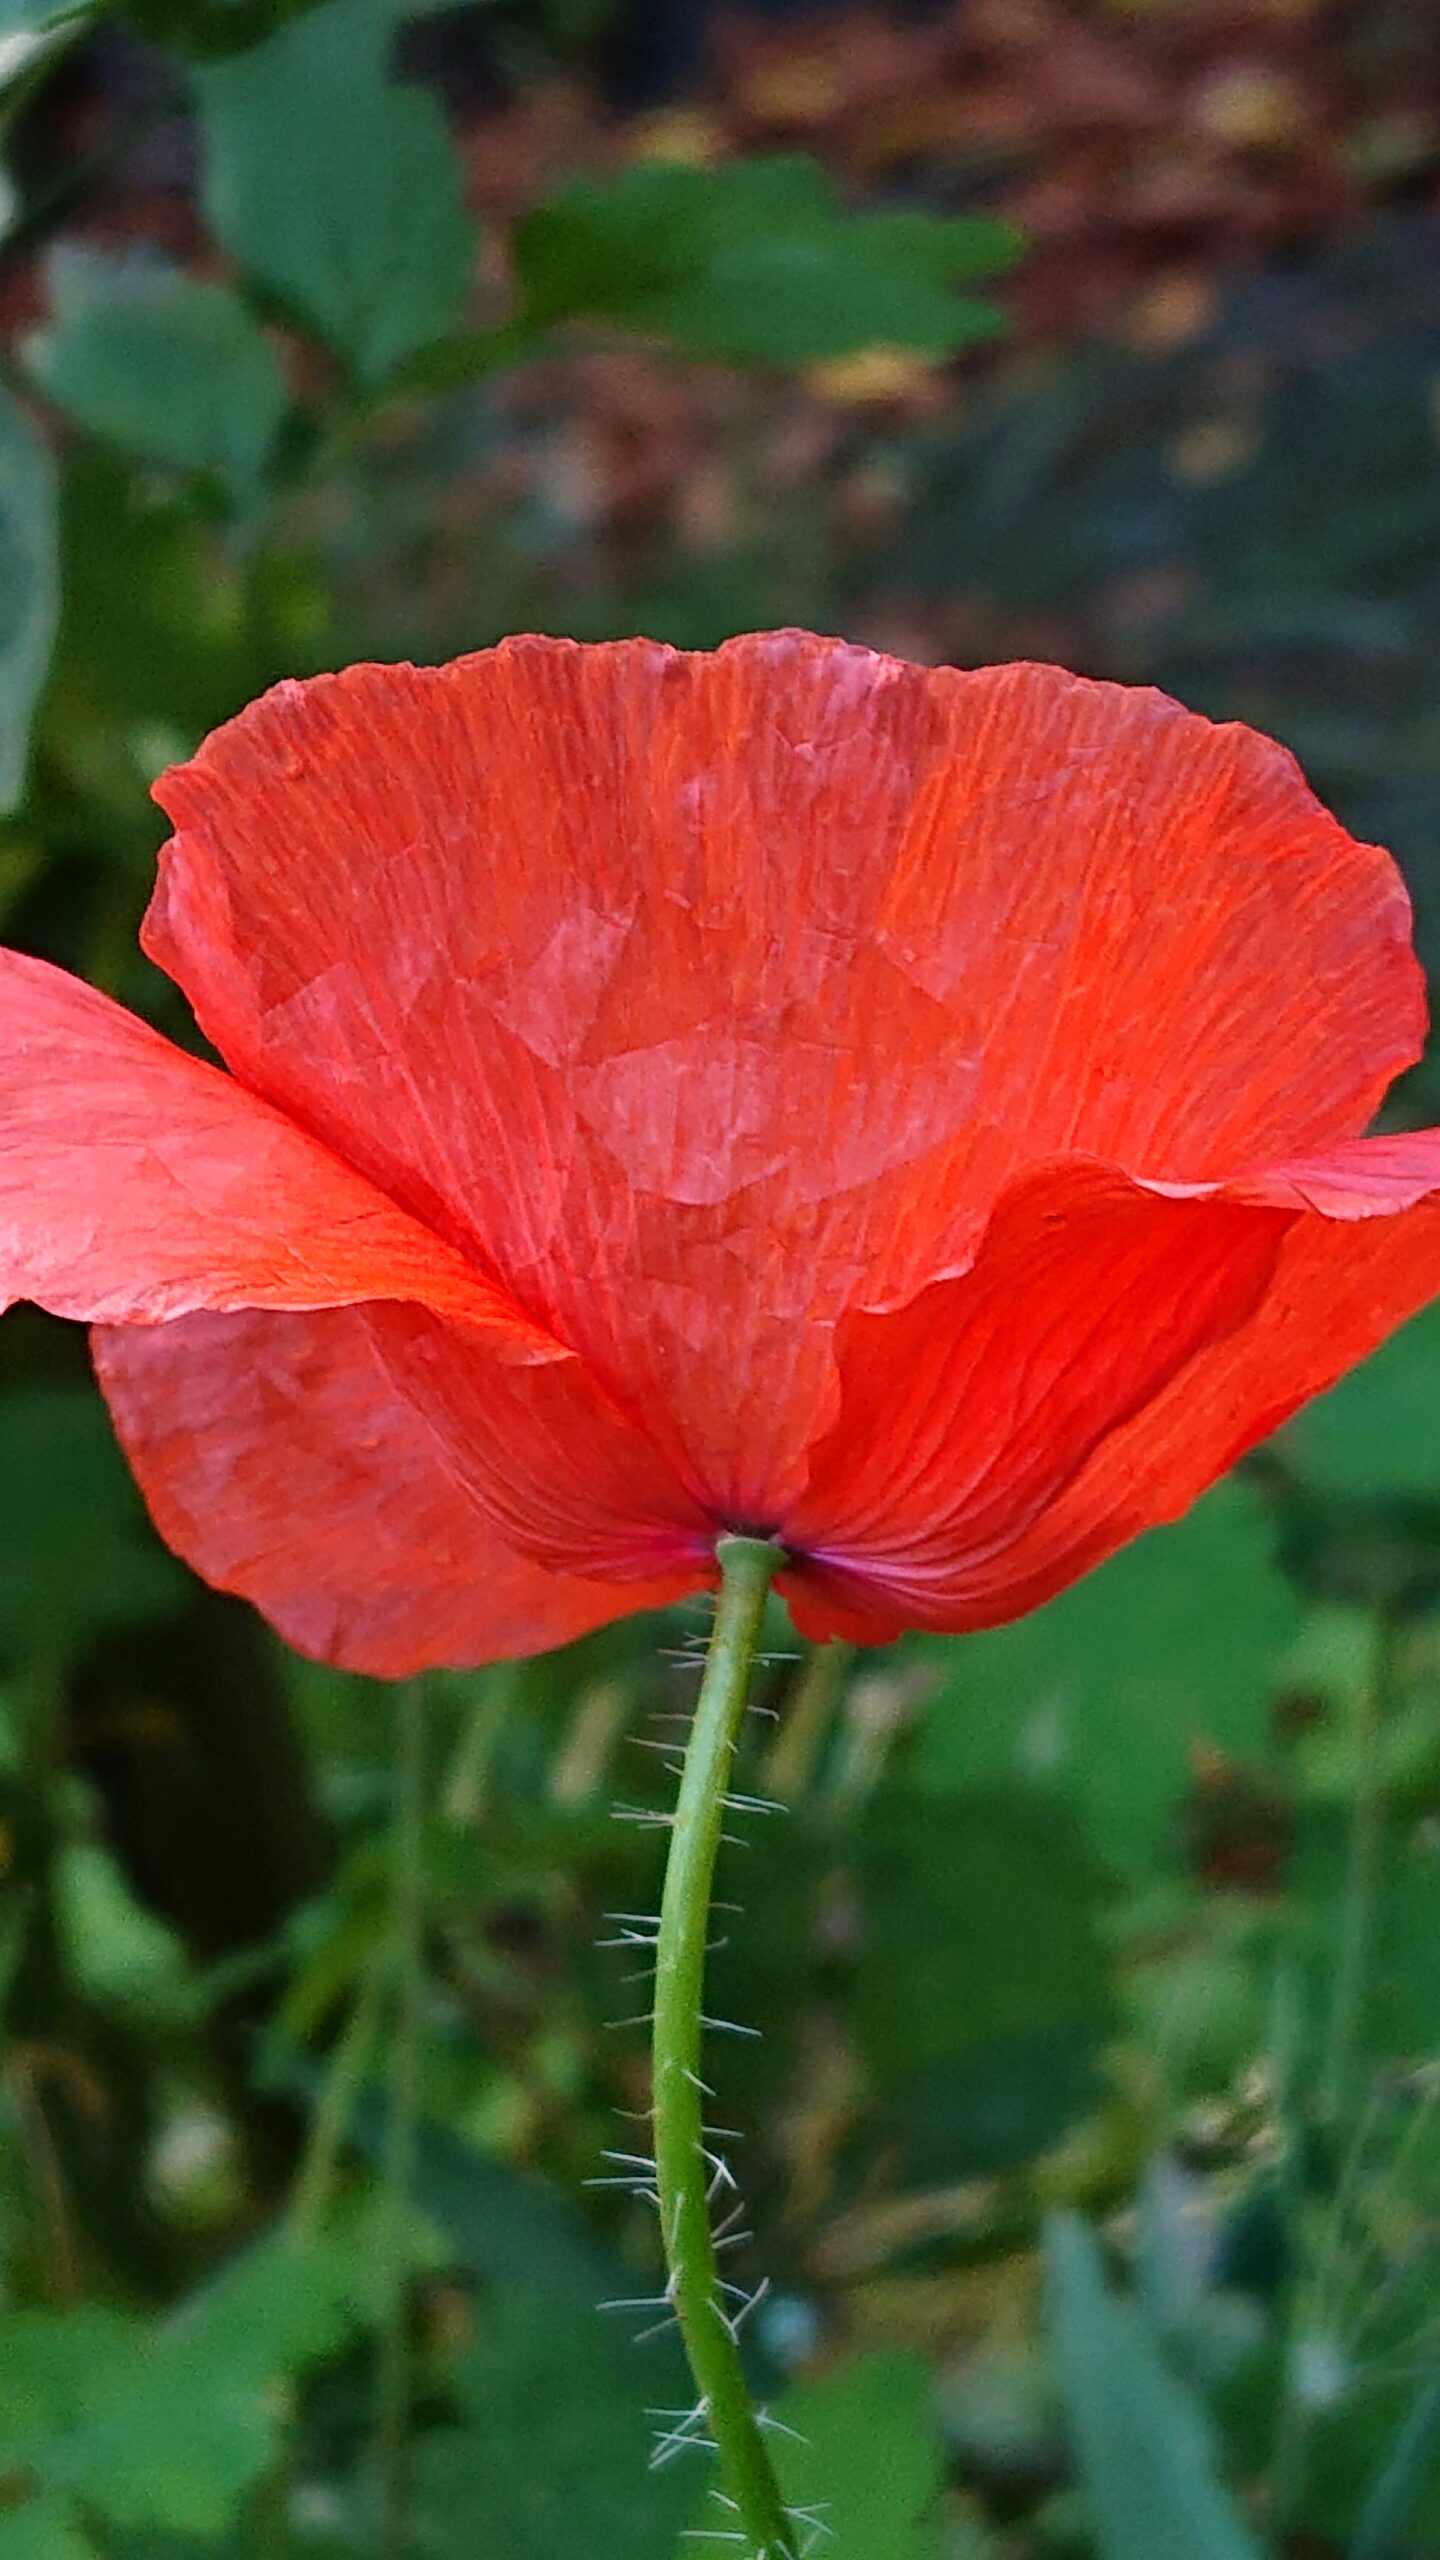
[652, 1534, 797, 2560]
[375, 1674, 426, 2556]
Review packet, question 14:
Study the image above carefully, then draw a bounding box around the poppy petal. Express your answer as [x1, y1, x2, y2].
[144, 637, 1418, 1530]
[779, 1158, 1293, 1635]
[783, 1132, 1440, 1641]
[945, 1131, 1440, 1631]
[360, 1302, 726, 1584]
[94, 1308, 697, 1676]
[0, 949, 552, 1345]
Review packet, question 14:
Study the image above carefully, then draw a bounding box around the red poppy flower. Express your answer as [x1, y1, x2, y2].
[3, 631, 1438, 1674]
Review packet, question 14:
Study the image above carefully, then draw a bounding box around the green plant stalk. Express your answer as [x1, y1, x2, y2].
[374, 1673, 427, 2557]
[652, 1533, 797, 2560]
[1269, 1607, 1399, 2529]
[289, 1964, 384, 2242]
[1320, 1607, 1396, 2122]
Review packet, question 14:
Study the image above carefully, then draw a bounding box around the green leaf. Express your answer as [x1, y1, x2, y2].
[0, 1386, 185, 1663]
[195, 0, 471, 385]
[769, 2350, 946, 2560]
[914, 1482, 1301, 1874]
[174, 2215, 370, 2374]
[413, 2285, 696, 2560]
[516, 154, 830, 324]
[347, 2094, 634, 2306]
[55, 1841, 190, 2017]
[0, 380, 57, 813]
[53, 2385, 273, 2535]
[0, 2504, 97, 2560]
[0, 2307, 141, 2462]
[28, 250, 287, 487]
[1, 2230, 361, 2535]
[1045, 2214, 1264, 2560]
[58, 2237, 357, 2530]
[513, 155, 1020, 364]
[855, 1786, 1116, 2178]
[337, 2096, 694, 2426]
[1282, 1300, 1440, 1496]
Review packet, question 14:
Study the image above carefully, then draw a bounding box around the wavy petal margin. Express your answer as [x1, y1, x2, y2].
[5, 638, 1439, 1671]
[783, 1136, 1440, 1641]
[143, 636, 1424, 1526]
[0, 951, 556, 1349]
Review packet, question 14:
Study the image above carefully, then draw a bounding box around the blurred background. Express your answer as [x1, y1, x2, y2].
[5, 2, 1440, 2554]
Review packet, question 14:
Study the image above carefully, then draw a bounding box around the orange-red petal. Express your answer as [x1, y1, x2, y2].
[144, 636, 1420, 1530]
[950, 1134, 1440, 1628]
[94, 1309, 698, 1676]
[779, 1159, 1292, 1634]
[782, 1133, 1440, 1642]
[360, 1301, 722, 1582]
[0, 950, 555, 1346]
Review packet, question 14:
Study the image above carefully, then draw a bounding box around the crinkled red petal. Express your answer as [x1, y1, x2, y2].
[94, 1308, 699, 1676]
[146, 634, 1422, 1530]
[782, 1132, 1440, 1641]
[0, 950, 552, 1347]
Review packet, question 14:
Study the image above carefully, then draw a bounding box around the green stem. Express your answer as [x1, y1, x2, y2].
[288, 1966, 384, 2243]
[374, 1676, 427, 2558]
[1319, 1609, 1396, 2123]
[652, 1535, 797, 2560]
[1270, 1609, 1400, 2529]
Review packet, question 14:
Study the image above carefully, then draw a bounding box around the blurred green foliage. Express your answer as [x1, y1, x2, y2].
[194, 0, 474, 385]
[1045, 2215, 1261, 2560]
[509, 158, 1019, 364]
[28, 253, 288, 489]
[2, 2, 1440, 2557]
